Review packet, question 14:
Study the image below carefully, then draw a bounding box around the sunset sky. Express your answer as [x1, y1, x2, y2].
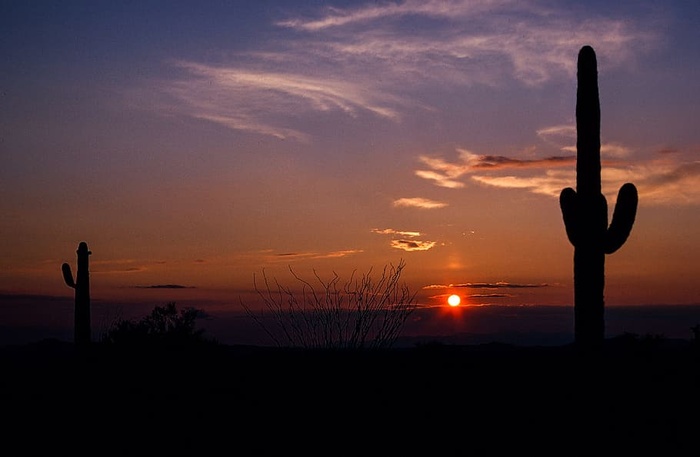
[1, 1, 699, 344]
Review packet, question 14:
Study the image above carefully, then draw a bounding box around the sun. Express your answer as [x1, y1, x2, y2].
[447, 294, 461, 307]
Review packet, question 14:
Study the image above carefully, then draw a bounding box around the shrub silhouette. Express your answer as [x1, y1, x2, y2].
[102, 302, 214, 348]
[242, 260, 417, 349]
[560, 46, 638, 347]
[62, 241, 92, 346]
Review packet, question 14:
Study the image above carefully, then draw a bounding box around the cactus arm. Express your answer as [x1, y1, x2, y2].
[62, 263, 76, 288]
[559, 187, 579, 246]
[604, 182, 638, 254]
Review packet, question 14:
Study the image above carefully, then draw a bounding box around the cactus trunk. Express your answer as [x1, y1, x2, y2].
[62, 242, 92, 346]
[560, 46, 638, 347]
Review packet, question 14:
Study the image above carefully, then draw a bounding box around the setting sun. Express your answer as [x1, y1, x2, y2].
[447, 294, 461, 307]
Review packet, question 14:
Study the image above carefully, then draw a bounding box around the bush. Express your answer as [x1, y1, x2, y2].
[242, 260, 417, 349]
[101, 302, 215, 348]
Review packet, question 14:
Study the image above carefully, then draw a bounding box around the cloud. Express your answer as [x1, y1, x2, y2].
[275, 0, 504, 31]
[470, 170, 574, 197]
[414, 171, 465, 189]
[424, 282, 548, 289]
[165, 62, 401, 141]
[415, 148, 574, 194]
[473, 158, 700, 204]
[393, 197, 448, 209]
[469, 154, 576, 170]
[469, 293, 516, 298]
[373, 227, 437, 251]
[420, 148, 574, 175]
[155, 0, 658, 140]
[538, 125, 632, 158]
[265, 249, 364, 262]
[277, 0, 656, 84]
[319, 250, 365, 259]
[390, 240, 437, 252]
[633, 160, 700, 205]
[371, 228, 422, 237]
[416, 144, 700, 205]
[537, 125, 575, 144]
[601, 143, 632, 158]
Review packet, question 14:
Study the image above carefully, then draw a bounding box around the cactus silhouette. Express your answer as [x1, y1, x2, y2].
[62, 241, 92, 346]
[560, 46, 638, 346]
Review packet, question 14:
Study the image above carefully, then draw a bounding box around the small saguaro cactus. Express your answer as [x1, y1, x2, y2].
[62, 241, 92, 346]
[560, 46, 638, 347]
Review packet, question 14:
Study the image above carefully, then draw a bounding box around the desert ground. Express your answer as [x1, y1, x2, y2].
[2, 337, 699, 456]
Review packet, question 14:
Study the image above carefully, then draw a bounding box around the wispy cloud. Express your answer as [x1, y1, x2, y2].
[156, 0, 657, 140]
[424, 282, 548, 289]
[372, 227, 437, 252]
[633, 160, 700, 205]
[276, 0, 510, 31]
[416, 144, 700, 204]
[393, 197, 448, 209]
[390, 239, 437, 252]
[263, 249, 364, 263]
[417, 149, 575, 188]
[277, 0, 656, 84]
[470, 293, 516, 299]
[470, 170, 574, 198]
[371, 228, 422, 237]
[473, 157, 700, 203]
[415, 148, 574, 194]
[165, 62, 401, 141]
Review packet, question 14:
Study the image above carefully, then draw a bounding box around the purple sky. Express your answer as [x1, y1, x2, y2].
[1, 1, 698, 344]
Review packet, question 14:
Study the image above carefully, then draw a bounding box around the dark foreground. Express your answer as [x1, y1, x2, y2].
[2, 338, 699, 456]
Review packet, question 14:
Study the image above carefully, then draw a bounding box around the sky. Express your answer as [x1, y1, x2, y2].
[1, 0, 699, 345]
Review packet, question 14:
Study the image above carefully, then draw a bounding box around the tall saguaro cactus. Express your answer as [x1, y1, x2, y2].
[560, 46, 638, 346]
[62, 241, 92, 346]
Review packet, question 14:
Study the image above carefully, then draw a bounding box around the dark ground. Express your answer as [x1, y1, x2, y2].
[2, 337, 699, 456]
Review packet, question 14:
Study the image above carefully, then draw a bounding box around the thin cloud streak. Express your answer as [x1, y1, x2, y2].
[278, 0, 656, 86]
[416, 145, 700, 204]
[262, 249, 365, 263]
[393, 197, 448, 209]
[276, 0, 514, 31]
[165, 62, 400, 140]
[371, 228, 422, 237]
[470, 293, 516, 298]
[155, 0, 658, 140]
[471, 159, 700, 204]
[415, 149, 574, 194]
[634, 160, 700, 205]
[424, 282, 548, 289]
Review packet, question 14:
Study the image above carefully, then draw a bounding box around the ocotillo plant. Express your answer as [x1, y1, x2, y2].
[62, 241, 92, 346]
[560, 46, 638, 346]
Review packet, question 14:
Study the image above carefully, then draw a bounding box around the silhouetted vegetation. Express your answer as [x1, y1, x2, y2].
[61, 241, 92, 346]
[242, 259, 417, 349]
[101, 302, 216, 348]
[560, 46, 638, 347]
